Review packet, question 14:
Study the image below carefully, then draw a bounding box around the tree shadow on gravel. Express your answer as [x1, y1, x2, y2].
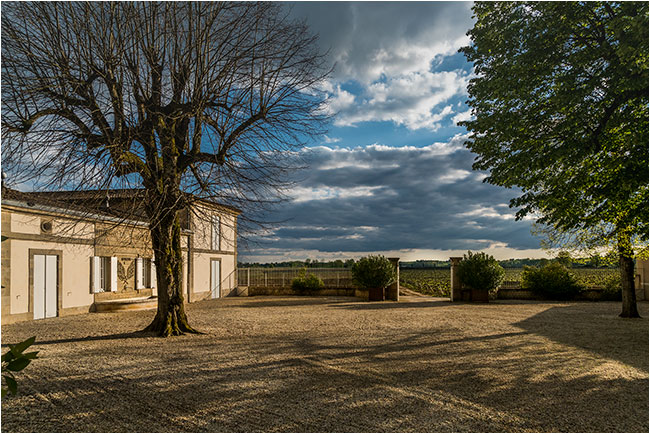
[514, 304, 649, 371]
[2, 331, 156, 347]
[3, 326, 647, 433]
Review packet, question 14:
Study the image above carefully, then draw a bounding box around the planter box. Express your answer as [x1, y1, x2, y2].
[368, 287, 385, 301]
[471, 288, 489, 303]
[461, 288, 489, 302]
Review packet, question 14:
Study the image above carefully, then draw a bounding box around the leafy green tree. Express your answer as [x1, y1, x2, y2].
[555, 251, 573, 268]
[460, 2, 648, 318]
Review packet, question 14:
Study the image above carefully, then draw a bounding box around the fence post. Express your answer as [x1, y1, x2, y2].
[450, 257, 462, 302]
[387, 258, 400, 301]
[247, 268, 250, 287]
[264, 271, 267, 287]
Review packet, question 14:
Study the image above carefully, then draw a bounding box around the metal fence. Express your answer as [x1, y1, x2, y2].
[238, 267, 353, 289]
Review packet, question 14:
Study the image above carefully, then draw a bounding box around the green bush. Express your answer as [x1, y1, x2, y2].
[457, 251, 505, 298]
[291, 269, 324, 293]
[351, 255, 396, 289]
[600, 274, 622, 301]
[521, 262, 583, 300]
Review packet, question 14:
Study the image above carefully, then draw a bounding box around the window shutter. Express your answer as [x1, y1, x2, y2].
[110, 257, 118, 292]
[150, 260, 157, 289]
[135, 258, 144, 290]
[91, 256, 101, 293]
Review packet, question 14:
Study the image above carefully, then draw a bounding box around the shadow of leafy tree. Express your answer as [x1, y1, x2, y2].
[2, 299, 647, 432]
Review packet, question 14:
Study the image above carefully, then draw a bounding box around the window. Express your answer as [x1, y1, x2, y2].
[92, 256, 117, 293]
[211, 215, 220, 251]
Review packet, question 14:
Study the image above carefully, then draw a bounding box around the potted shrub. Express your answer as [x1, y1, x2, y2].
[351, 255, 396, 301]
[457, 251, 505, 302]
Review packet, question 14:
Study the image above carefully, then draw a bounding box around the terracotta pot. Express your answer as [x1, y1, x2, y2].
[368, 287, 385, 301]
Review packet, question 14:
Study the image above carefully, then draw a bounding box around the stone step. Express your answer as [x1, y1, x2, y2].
[94, 296, 157, 312]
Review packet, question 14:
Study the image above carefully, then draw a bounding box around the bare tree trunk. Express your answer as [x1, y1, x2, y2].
[145, 212, 200, 336]
[618, 230, 640, 318]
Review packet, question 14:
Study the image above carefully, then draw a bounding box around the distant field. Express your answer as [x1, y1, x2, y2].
[399, 268, 619, 297]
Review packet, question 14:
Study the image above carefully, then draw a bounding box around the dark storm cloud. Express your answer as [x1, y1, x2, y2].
[288, 2, 474, 82]
[244, 136, 541, 255]
[288, 2, 475, 131]
[237, 3, 543, 261]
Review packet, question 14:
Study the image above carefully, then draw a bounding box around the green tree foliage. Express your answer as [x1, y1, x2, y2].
[291, 268, 325, 293]
[351, 255, 396, 289]
[522, 263, 583, 300]
[457, 251, 505, 295]
[555, 251, 573, 268]
[461, 2, 648, 317]
[2, 336, 38, 398]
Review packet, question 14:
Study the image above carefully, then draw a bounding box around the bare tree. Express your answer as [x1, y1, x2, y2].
[1, 2, 331, 335]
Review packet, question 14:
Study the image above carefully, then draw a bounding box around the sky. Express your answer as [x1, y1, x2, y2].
[240, 1, 551, 263]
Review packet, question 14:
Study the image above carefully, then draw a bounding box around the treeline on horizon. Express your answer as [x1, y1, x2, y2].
[238, 255, 619, 270]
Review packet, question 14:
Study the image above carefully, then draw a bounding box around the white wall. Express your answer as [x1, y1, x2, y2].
[10, 239, 94, 313]
[192, 252, 236, 297]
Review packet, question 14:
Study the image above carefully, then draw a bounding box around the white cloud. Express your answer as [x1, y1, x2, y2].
[331, 70, 471, 131]
[324, 85, 355, 115]
[452, 109, 474, 125]
[290, 185, 383, 202]
[322, 135, 341, 144]
[438, 169, 472, 184]
[457, 206, 516, 220]
[349, 36, 471, 85]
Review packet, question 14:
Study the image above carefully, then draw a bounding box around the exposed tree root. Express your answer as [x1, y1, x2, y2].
[144, 310, 202, 337]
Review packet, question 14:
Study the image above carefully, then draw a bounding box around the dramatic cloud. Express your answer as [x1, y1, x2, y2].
[290, 1, 475, 131]
[237, 3, 546, 262]
[333, 72, 471, 131]
[290, 2, 474, 83]
[240, 135, 543, 261]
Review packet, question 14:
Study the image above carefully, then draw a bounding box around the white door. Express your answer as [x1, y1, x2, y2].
[210, 260, 220, 299]
[34, 254, 58, 320]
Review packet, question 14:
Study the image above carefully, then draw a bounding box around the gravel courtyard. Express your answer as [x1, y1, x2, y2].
[1, 296, 648, 432]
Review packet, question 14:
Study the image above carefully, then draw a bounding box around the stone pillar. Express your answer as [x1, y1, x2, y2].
[450, 257, 462, 302]
[386, 257, 400, 301]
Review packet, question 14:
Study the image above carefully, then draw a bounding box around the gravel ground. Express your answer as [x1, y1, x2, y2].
[1, 296, 648, 432]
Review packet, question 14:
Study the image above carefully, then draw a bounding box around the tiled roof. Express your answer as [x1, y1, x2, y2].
[1, 186, 241, 217]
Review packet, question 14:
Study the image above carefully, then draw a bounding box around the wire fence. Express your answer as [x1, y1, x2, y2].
[238, 268, 353, 289]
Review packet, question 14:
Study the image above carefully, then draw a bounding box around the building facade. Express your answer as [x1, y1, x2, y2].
[1, 190, 240, 324]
